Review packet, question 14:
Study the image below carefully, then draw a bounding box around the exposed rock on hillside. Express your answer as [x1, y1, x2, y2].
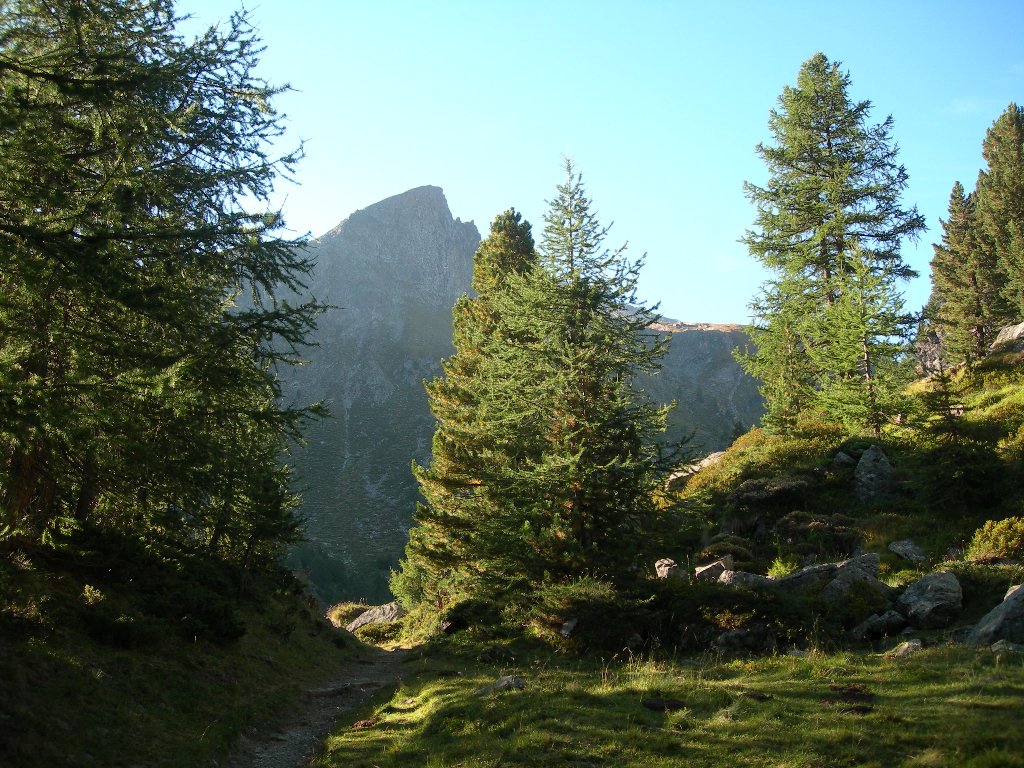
[280, 187, 479, 602]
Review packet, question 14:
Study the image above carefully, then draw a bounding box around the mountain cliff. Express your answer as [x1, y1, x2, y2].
[280, 187, 479, 602]
[282, 188, 762, 602]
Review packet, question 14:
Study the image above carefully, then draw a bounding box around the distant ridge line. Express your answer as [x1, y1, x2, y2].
[651, 320, 745, 333]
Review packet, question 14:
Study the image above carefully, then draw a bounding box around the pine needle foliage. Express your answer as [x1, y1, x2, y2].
[395, 163, 680, 614]
[0, 0, 322, 573]
[740, 53, 924, 433]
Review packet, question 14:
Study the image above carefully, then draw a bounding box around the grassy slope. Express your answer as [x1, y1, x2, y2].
[313, 353, 1024, 768]
[0, 536, 357, 768]
[316, 643, 1024, 768]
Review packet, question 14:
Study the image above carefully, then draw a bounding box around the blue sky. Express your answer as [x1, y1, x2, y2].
[178, 0, 1023, 324]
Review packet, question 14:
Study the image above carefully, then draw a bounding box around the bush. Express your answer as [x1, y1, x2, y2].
[515, 577, 640, 654]
[966, 517, 1024, 562]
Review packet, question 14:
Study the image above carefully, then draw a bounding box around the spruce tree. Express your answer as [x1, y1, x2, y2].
[0, 0, 320, 566]
[469, 162, 676, 595]
[740, 53, 924, 431]
[929, 182, 1008, 364]
[975, 103, 1024, 318]
[396, 211, 537, 607]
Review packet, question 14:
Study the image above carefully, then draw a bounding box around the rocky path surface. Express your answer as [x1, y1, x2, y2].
[226, 647, 408, 768]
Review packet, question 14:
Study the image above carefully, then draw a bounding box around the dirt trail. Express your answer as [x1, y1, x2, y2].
[226, 647, 407, 768]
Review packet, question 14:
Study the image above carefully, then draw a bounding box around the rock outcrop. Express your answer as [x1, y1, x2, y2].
[896, 571, 963, 629]
[967, 584, 1024, 646]
[280, 187, 480, 602]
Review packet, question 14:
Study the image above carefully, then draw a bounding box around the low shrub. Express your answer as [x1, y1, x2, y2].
[966, 516, 1024, 562]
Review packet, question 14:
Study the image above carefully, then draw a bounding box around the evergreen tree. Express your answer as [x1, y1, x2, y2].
[0, 0, 320, 567]
[929, 182, 1008, 364]
[804, 248, 914, 436]
[975, 103, 1024, 317]
[740, 53, 924, 431]
[396, 210, 537, 607]
[468, 162, 676, 595]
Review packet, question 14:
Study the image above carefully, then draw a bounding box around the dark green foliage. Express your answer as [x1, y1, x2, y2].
[774, 511, 862, 562]
[0, 1, 320, 572]
[929, 183, 1009, 364]
[512, 576, 641, 654]
[740, 53, 924, 432]
[977, 104, 1024, 317]
[397, 163, 679, 619]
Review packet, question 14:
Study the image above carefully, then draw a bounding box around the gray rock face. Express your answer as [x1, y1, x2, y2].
[345, 601, 406, 633]
[855, 445, 894, 502]
[990, 321, 1024, 353]
[641, 322, 764, 452]
[694, 556, 733, 582]
[718, 570, 774, 589]
[280, 187, 480, 602]
[897, 572, 963, 629]
[967, 583, 1024, 646]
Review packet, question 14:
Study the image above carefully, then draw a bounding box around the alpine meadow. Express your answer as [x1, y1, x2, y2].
[2, 3, 1024, 768]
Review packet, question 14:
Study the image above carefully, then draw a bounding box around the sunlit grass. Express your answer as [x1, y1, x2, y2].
[315, 646, 1024, 768]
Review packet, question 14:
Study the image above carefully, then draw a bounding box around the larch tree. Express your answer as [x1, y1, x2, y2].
[0, 0, 321, 569]
[740, 52, 924, 432]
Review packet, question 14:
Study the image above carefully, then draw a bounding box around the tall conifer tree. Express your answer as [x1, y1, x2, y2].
[976, 103, 1024, 317]
[0, 0, 320, 565]
[929, 182, 1008, 364]
[740, 53, 924, 432]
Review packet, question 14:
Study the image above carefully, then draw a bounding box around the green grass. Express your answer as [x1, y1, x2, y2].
[314, 645, 1024, 768]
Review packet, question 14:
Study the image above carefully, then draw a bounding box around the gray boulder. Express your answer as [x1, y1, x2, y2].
[694, 556, 734, 582]
[897, 572, 962, 629]
[855, 445, 894, 502]
[990, 321, 1024, 354]
[820, 554, 890, 601]
[832, 451, 857, 468]
[966, 583, 1024, 646]
[776, 562, 839, 593]
[655, 558, 680, 579]
[345, 601, 406, 633]
[888, 540, 927, 563]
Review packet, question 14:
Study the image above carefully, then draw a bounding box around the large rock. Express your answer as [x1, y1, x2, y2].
[694, 556, 733, 582]
[990, 321, 1024, 354]
[820, 553, 890, 601]
[855, 445, 894, 502]
[345, 601, 406, 633]
[718, 570, 774, 589]
[655, 558, 680, 579]
[966, 584, 1024, 646]
[888, 540, 927, 563]
[897, 572, 962, 629]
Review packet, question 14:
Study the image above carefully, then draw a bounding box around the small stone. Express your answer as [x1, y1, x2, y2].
[559, 618, 578, 638]
[885, 639, 923, 658]
[991, 639, 1024, 653]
